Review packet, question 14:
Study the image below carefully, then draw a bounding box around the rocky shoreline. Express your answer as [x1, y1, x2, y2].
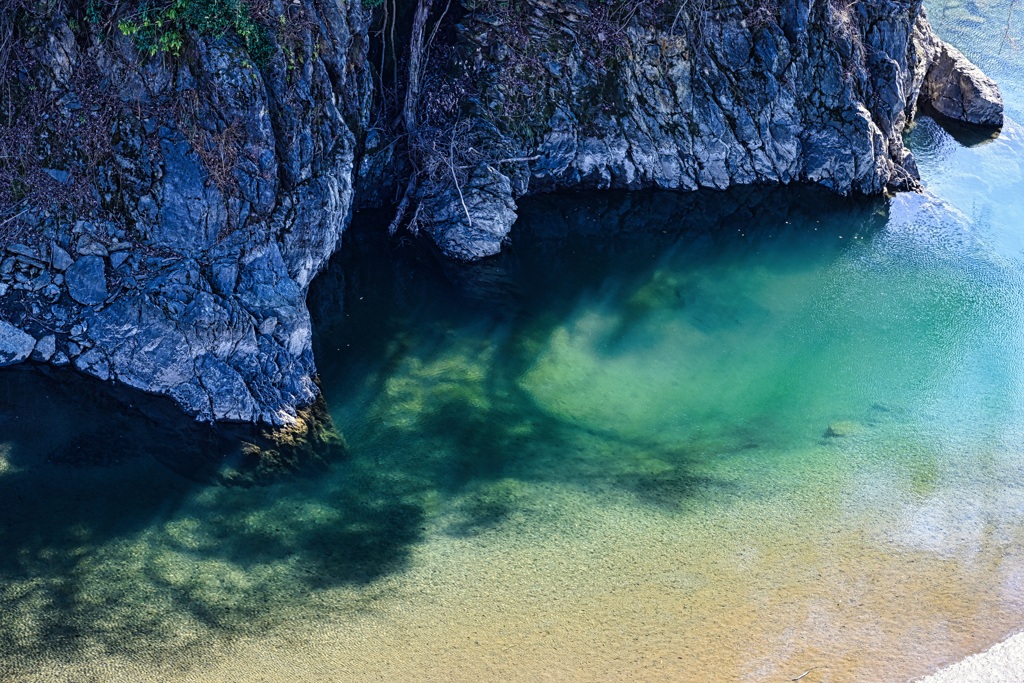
[0, 0, 1004, 425]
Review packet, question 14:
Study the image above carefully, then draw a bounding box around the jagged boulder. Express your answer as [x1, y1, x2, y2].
[0, 321, 35, 367]
[421, 165, 518, 261]
[65, 256, 108, 306]
[921, 43, 1003, 126]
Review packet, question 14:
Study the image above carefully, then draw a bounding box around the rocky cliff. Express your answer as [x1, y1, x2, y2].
[0, 0, 1003, 425]
[408, 0, 1003, 259]
[0, 0, 369, 425]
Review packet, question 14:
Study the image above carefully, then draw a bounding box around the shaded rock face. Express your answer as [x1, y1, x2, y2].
[0, 321, 35, 367]
[420, 165, 519, 261]
[0, 0, 370, 425]
[413, 0, 1003, 259]
[0, 0, 1002, 425]
[65, 256, 108, 305]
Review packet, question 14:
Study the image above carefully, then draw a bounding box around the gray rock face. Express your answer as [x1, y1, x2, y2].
[0, 1, 370, 425]
[421, 166, 519, 260]
[921, 40, 1003, 126]
[409, 0, 1003, 259]
[0, 321, 36, 367]
[152, 130, 226, 253]
[31, 335, 56, 362]
[65, 256, 108, 306]
[74, 348, 110, 381]
[50, 244, 74, 271]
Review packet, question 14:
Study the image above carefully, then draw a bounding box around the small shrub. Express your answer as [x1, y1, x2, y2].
[117, 0, 273, 64]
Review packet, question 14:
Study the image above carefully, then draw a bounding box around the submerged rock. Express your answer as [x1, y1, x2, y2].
[824, 421, 863, 438]
[216, 394, 348, 487]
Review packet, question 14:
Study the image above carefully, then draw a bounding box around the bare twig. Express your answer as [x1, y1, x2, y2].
[791, 666, 825, 681]
[491, 154, 541, 165]
[446, 122, 471, 227]
[425, 0, 453, 53]
[387, 176, 418, 235]
[1000, 0, 1019, 52]
[390, 0, 398, 92]
[0, 206, 29, 229]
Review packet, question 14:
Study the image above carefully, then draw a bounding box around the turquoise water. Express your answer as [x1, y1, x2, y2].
[3, 4, 1024, 682]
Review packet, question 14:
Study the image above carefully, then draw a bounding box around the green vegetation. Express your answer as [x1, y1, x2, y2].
[116, 0, 273, 62]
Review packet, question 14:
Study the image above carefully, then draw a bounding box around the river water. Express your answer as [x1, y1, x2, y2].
[1, 2, 1023, 681]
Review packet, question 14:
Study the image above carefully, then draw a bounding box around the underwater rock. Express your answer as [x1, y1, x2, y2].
[824, 421, 863, 438]
[216, 393, 348, 487]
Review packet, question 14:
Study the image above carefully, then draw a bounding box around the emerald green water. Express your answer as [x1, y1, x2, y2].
[3, 3, 1024, 681]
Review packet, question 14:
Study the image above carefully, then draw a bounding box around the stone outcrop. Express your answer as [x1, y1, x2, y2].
[0, 0, 369, 425]
[413, 0, 1004, 260]
[0, 0, 1004, 425]
[919, 39, 1004, 126]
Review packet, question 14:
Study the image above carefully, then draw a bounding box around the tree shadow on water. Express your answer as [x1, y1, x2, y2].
[0, 368, 426, 677]
[0, 187, 891, 677]
[307, 187, 891, 540]
[353, 373, 744, 538]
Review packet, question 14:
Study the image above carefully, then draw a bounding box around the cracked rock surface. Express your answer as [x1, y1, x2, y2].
[413, 0, 1003, 259]
[919, 35, 1004, 126]
[0, 0, 369, 424]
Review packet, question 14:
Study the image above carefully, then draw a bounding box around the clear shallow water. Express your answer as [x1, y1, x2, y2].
[3, 7, 1024, 683]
